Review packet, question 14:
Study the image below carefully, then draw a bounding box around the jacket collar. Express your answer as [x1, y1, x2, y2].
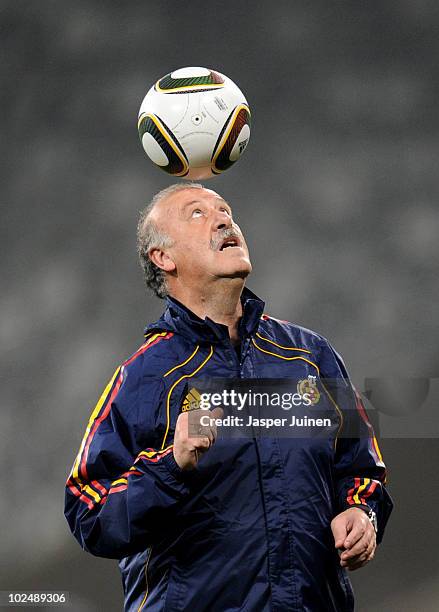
[144, 286, 265, 344]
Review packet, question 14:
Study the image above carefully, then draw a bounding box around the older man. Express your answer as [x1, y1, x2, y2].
[65, 183, 393, 611]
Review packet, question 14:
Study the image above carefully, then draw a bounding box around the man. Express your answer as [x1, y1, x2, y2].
[65, 183, 393, 611]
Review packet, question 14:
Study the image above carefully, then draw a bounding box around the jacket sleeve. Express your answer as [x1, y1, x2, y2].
[64, 363, 190, 559]
[320, 340, 394, 543]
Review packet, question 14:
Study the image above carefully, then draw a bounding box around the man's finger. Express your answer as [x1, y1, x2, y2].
[341, 548, 367, 567]
[193, 436, 212, 450]
[208, 407, 223, 443]
[349, 534, 376, 565]
[341, 532, 376, 566]
[343, 518, 368, 549]
[331, 519, 348, 550]
[345, 542, 376, 571]
[189, 413, 211, 439]
[341, 532, 373, 560]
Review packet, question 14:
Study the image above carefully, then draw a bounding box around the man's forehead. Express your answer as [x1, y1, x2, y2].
[172, 187, 226, 207]
[155, 187, 230, 217]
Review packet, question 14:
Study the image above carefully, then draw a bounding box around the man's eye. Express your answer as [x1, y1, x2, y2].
[191, 209, 203, 218]
[220, 208, 231, 216]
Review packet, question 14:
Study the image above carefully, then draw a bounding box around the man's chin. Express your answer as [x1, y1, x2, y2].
[217, 264, 252, 280]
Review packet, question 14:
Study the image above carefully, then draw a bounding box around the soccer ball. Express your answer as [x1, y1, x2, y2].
[137, 67, 251, 180]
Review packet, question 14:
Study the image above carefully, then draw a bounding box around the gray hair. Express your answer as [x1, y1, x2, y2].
[137, 182, 204, 298]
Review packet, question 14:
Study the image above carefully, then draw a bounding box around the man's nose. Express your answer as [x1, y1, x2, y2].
[212, 210, 232, 231]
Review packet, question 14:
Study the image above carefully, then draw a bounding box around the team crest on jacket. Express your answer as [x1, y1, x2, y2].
[297, 375, 321, 405]
[182, 387, 202, 412]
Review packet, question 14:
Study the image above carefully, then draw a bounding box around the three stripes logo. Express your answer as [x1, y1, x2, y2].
[181, 387, 203, 412]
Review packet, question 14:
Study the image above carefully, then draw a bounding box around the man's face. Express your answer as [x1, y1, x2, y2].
[151, 187, 252, 287]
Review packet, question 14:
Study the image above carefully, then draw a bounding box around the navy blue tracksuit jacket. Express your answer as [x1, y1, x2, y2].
[65, 287, 393, 611]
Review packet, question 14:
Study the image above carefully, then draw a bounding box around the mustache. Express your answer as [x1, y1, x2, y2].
[210, 228, 241, 251]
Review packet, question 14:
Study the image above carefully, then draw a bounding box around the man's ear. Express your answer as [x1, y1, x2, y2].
[149, 247, 176, 273]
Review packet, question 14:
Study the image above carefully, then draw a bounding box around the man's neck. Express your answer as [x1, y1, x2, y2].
[169, 278, 245, 345]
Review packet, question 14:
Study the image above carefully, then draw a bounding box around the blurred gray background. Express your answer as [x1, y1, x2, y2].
[1, 1, 438, 610]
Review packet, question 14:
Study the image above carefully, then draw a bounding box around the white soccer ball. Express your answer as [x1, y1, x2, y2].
[138, 67, 251, 180]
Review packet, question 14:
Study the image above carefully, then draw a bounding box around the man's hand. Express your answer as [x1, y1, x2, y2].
[331, 507, 376, 571]
[173, 408, 223, 470]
